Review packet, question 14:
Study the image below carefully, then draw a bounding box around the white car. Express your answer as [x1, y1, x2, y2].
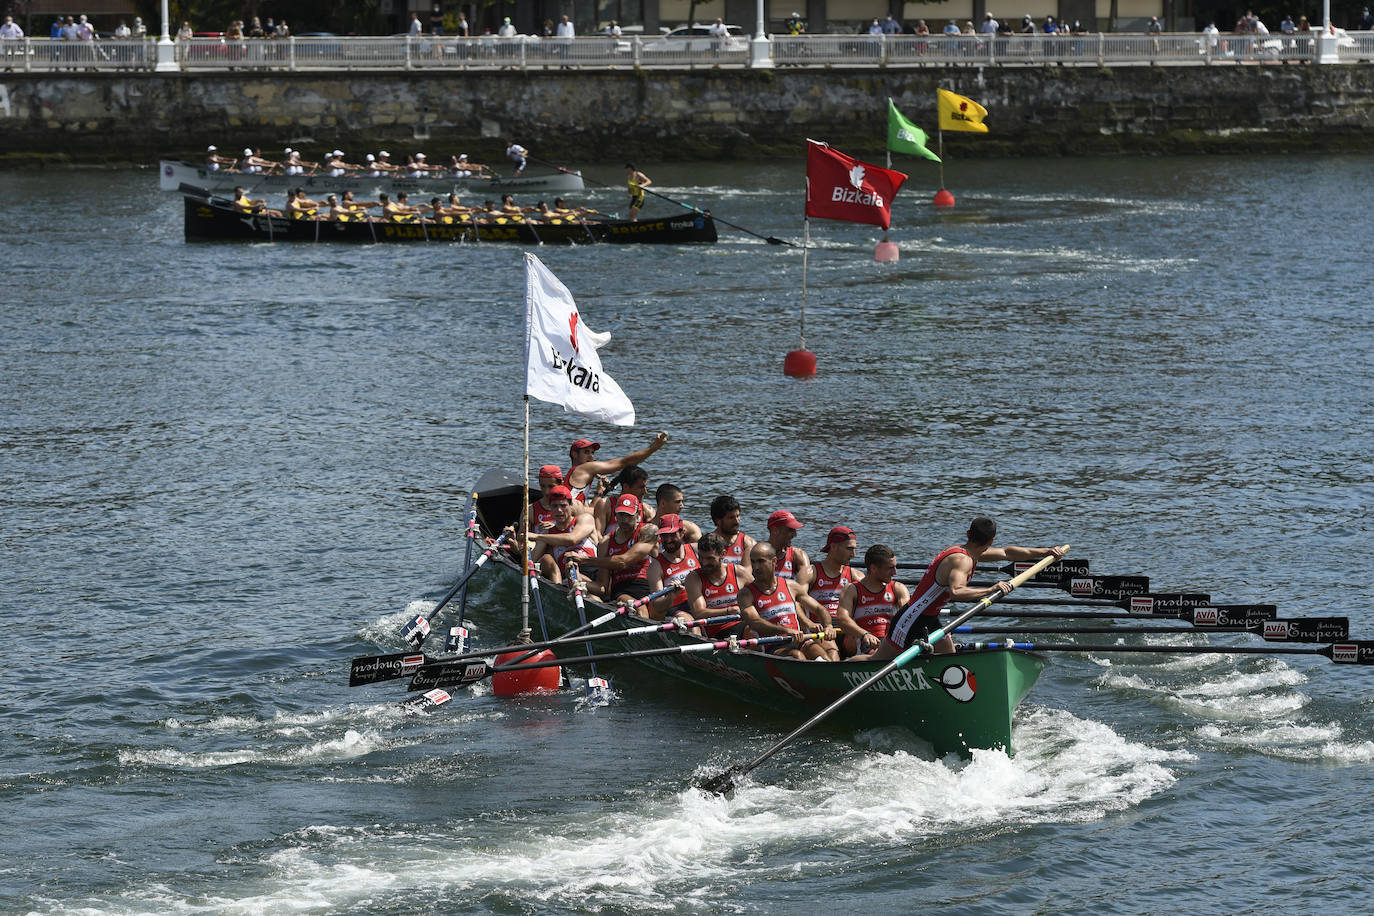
[643, 23, 749, 52]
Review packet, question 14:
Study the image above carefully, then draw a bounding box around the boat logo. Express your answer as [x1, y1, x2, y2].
[568, 311, 580, 353]
[1264, 621, 1289, 640]
[165, 164, 174, 177]
[1332, 643, 1358, 663]
[939, 664, 977, 702]
[1069, 577, 1095, 597]
[848, 164, 865, 188]
[1193, 608, 1219, 626]
[1130, 597, 1154, 614]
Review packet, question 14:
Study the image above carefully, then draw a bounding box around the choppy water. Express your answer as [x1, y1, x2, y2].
[3, 154, 1373, 914]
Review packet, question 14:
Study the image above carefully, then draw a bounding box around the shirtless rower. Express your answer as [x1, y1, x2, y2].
[205, 145, 236, 171]
[766, 509, 813, 589]
[709, 495, 755, 567]
[682, 532, 754, 639]
[837, 544, 910, 659]
[579, 494, 658, 601]
[874, 516, 1066, 658]
[642, 514, 698, 623]
[530, 484, 597, 586]
[373, 150, 402, 173]
[565, 432, 669, 515]
[454, 153, 493, 178]
[739, 542, 837, 661]
[340, 190, 379, 219]
[243, 148, 279, 174]
[809, 525, 858, 623]
[324, 150, 358, 177]
[381, 191, 423, 222]
[593, 465, 652, 534]
[649, 483, 702, 543]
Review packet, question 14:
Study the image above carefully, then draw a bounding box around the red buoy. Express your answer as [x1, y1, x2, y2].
[783, 349, 817, 377]
[874, 240, 899, 262]
[933, 189, 956, 208]
[491, 649, 561, 695]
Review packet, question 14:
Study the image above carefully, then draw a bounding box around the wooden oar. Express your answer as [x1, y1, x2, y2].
[398, 529, 512, 649]
[567, 564, 610, 699]
[526, 155, 796, 247]
[408, 634, 813, 692]
[957, 616, 1348, 643]
[962, 639, 1374, 665]
[698, 546, 1069, 796]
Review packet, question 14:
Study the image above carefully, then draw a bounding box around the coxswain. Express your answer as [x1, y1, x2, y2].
[682, 532, 755, 639]
[505, 140, 528, 176]
[709, 495, 755, 567]
[874, 517, 1066, 658]
[206, 145, 236, 171]
[648, 483, 702, 543]
[643, 514, 698, 623]
[580, 494, 658, 602]
[625, 162, 651, 222]
[809, 526, 858, 621]
[739, 543, 836, 660]
[530, 484, 597, 586]
[565, 432, 669, 517]
[593, 465, 652, 534]
[287, 187, 322, 220]
[837, 544, 909, 660]
[766, 509, 813, 589]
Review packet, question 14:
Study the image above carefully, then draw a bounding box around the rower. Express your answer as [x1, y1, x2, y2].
[643, 514, 698, 623]
[231, 185, 278, 216]
[244, 148, 278, 174]
[593, 465, 651, 535]
[455, 153, 493, 178]
[287, 187, 321, 220]
[519, 464, 592, 552]
[505, 139, 528, 176]
[374, 150, 401, 174]
[340, 190, 379, 220]
[565, 432, 669, 518]
[648, 483, 702, 543]
[206, 145, 236, 171]
[682, 532, 754, 639]
[709, 495, 755, 567]
[408, 152, 431, 178]
[324, 194, 348, 221]
[874, 516, 1066, 659]
[499, 193, 523, 217]
[809, 525, 858, 621]
[325, 149, 356, 177]
[739, 542, 836, 661]
[766, 509, 813, 589]
[530, 484, 597, 586]
[836, 544, 909, 659]
[581, 494, 657, 602]
[381, 191, 422, 223]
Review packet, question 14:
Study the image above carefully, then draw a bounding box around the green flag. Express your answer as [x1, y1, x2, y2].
[887, 98, 941, 163]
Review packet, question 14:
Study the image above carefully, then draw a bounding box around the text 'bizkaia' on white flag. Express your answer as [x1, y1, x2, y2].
[523, 252, 636, 427]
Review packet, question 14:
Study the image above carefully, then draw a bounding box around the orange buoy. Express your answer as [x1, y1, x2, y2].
[874, 240, 899, 262]
[783, 349, 817, 377]
[491, 649, 561, 695]
[933, 189, 956, 208]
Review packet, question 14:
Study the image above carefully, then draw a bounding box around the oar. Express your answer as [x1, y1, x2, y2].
[698, 546, 1069, 796]
[527, 155, 796, 247]
[974, 603, 1276, 624]
[409, 634, 814, 692]
[962, 639, 1374, 665]
[567, 564, 611, 700]
[498, 583, 682, 669]
[451, 492, 481, 652]
[957, 616, 1348, 643]
[527, 554, 553, 642]
[991, 592, 1211, 614]
[970, 573, 1149, 600]
[896, 557, 1089, 581]
[399, 529, 512, 649]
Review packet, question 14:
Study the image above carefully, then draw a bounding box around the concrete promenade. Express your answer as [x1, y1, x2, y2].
[2, 65, 1373, 163]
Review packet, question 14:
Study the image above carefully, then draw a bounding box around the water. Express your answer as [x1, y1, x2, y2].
[3, 154, 1373, 914]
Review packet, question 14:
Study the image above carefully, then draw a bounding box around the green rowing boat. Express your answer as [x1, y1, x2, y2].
[473, 469, 1046, 758]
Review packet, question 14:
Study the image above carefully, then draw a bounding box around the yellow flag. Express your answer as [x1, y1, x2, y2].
[937, 88, 989, 134]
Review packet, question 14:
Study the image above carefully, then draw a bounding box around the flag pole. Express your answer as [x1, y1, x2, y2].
[520, 394, 531, 643]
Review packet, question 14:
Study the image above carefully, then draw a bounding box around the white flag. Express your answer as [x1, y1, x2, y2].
[523, 253, 635, 427]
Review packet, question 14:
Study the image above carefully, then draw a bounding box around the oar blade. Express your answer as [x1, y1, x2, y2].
[349, 651, 430, 687]
[999, 558, 1089, 581]
[1059, 574, 1150, 599]
[1192, 604, 1277, 627]
[698, 765, 745, 796]
[1261, 617, 1349, 643]
[1125, 593, 1211, 616]
[408, 659, 493, 692]
[400, 687, 452, 712]
[1326, 641, 1374, 664]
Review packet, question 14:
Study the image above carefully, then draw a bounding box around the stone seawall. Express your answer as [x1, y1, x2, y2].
[2, 66, 1373, 164]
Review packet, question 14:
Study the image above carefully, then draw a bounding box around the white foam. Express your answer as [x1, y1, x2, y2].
[117, 729, 399, 769]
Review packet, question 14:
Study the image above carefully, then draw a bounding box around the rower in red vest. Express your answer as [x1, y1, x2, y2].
[810, 525, 859, 617]
[565, 431, 668, 515]
[708, 494, 755, 567]
[875, 516, 1065, 658]
[739, 542, 838, 661]
[519, 464, 593, 553]
[766, 509, 814, 589]
[580, 493, 657, 602]
[593, 465, 653, 535]
[683, 531, 755, 639]
[644, 513, 698, 623]
[837, 544, 910, 659]
[530, 485, 598, 586]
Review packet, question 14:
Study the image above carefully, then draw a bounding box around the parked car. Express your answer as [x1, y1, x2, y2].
[643, 23, 748, 52]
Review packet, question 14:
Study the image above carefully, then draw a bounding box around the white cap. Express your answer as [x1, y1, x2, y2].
[207, 145, 217, 151]
[332, 149, 343, 157]
[458, 153, 468, 159]
[243, 148, 253, 156]
[379, 150, 390, 157]
[415, 152, 426, 159]
[366, 154, 375, 161]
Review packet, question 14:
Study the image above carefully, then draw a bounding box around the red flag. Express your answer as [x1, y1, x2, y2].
[805, 139, 908, 230]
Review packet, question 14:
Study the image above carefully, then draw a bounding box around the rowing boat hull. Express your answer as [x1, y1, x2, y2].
[159, 159, 585, 195]
[472, 470, 1045, 758]
[182, 194, 717, 245]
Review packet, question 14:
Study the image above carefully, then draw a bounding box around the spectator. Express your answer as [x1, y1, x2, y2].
[457, 12, 469, 35]
[606, 20, 623, 36]
[943, 18, 960, 35]
[915, 19, 930, 35]
[1361, 7, 1374, 29]
[409, 12, 423, 36]
[1145, 15, 1162, 34]
[1043, 15, 1058, 32]
[498, 17, 516, 37]
[50, 16, 62, 38]
[133, 16, 145, 37]
[1280, 14, 1295, 33]
[114, 20, 130, 37]
[430, 3, 444, 35]
[785, 11, 805, 35]
[881, 13, 901, 34]
[556, 14, 574, 37]
[868, 18, 883, 35]
[963, 20, 977, 34]
[980, 13, 999, 33]
[176, 20, 192, 40]
[1019, 14, 1036, 33]
[248, 16, 264, 38]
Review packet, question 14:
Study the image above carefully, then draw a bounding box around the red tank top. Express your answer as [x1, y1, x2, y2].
[909, 546, 975, 618]
[530, 499, 555, 531]
[774, 546, 799, 580]
[747, 578, 800, 631]
[852, 579, 898, 639]
[699, 563, 742, 637]
[548, 520, 595, 573]
[721, 532, 747, 566]
[656, 544, 699, 611]
[810, 563, 855, 613]
[606, 525, 651, 584]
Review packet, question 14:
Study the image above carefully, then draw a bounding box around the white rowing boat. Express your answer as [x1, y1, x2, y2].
[158, 159, 585, 196]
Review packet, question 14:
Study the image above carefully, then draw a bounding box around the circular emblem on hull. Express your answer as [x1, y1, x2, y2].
[939, 664, 977, 702]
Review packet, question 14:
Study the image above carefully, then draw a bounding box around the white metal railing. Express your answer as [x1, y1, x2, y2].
[1, 32, 1351, 72]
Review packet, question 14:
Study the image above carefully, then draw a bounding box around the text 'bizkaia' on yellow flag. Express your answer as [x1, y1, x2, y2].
[937, 88, 989, 134]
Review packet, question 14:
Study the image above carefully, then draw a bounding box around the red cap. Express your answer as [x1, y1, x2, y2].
[614, 494, 640, 516]
[767, 510, 803, 530]
[825, 525, 857, 548]
[537, 464, 564, 481]
[547, 485, 572, 502]
[656, 513, 684, 535]
[569, 438, 600, 454]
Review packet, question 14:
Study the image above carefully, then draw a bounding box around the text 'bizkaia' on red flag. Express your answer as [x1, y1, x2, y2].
[804, 139, 909, 230]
